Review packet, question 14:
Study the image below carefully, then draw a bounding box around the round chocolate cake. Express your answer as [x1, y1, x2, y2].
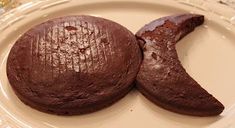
[7, 15, 142, 115]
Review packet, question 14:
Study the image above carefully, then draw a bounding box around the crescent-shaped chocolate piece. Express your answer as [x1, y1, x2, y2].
[7, 15, 142, 115]
[136, 14, 224, 116]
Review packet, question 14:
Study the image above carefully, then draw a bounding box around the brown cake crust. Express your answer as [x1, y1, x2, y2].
[7, 15, 142, 115]
[136, 14, 224, 116]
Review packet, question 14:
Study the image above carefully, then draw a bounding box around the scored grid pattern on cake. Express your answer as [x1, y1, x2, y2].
[28, 18, 115, 81]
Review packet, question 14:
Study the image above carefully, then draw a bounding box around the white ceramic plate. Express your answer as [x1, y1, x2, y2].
[0, 0, 235, 128]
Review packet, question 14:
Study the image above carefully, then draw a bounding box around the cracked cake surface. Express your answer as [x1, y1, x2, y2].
[135, 14, 224, 116]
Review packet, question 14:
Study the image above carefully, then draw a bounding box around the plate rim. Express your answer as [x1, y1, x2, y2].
[0, 0, 235, 128]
